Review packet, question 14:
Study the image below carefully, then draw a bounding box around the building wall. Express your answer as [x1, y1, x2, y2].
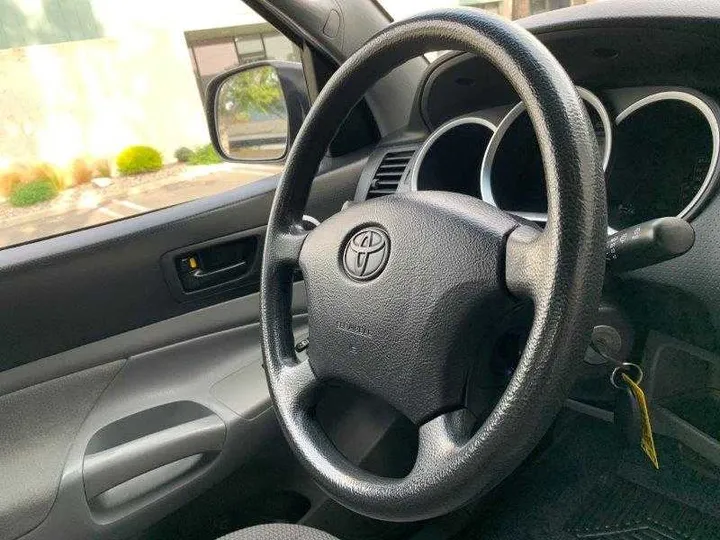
[0, 0, 265, 168]
[0, 35, 209, 167]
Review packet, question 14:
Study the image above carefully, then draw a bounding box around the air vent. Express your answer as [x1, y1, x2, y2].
[367, 150, 415, 198]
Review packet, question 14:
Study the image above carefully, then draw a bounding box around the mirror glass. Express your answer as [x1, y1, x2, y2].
[215, 65, 288, 161]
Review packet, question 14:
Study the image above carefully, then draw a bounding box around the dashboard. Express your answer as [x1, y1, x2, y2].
[352, 1, 720, 470]
[356, 11, 720, 236]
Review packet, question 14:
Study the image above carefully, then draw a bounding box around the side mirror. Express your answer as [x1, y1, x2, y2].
[206, 61, 309, 163]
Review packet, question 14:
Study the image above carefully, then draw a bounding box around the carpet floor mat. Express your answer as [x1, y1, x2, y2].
[566, 475, 720, 539]
[455, 412, 720, 540]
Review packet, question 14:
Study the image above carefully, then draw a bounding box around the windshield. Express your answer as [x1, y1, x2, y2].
[379, 0, 596, 22]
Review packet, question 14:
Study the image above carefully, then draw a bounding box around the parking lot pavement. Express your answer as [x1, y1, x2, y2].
[0, 164, 282, 248]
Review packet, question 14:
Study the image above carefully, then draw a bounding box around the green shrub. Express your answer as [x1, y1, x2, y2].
[174, 147, 193, 163]
[29, 163, 65, 190]
[116, 145, 163, 176]
[9, 179, 58, 207]
[188, 144, 222, 165]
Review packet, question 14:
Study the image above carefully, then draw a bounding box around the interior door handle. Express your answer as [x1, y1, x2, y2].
[161, 228, 263, 299]
[191, 260, 247, 281]
[83, 415, 225, 499]
[181, 259, 249, 291]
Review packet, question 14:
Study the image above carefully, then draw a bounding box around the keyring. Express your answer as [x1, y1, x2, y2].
[610, 362, 644, 389]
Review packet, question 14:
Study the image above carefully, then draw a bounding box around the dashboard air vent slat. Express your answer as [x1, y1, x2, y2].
[367, 150, 415, 198]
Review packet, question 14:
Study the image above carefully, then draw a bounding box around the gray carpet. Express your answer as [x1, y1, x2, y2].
[455, 412, 720, 540]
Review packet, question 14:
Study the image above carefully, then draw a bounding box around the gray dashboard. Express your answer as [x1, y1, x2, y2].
[354, 1, 720, 338]
[353, 0, 720, 470]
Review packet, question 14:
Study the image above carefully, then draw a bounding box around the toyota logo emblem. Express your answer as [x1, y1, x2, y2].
[343, 227, 390, 281]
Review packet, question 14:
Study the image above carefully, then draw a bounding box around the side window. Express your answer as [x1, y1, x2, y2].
[0, 2, 301, 249]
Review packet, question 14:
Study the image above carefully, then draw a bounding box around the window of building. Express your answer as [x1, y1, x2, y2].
[263, 33, 301, 62]
[530, 0, 571, 15]
[193, 40, 241, 78]
[235, 35, 266, 63]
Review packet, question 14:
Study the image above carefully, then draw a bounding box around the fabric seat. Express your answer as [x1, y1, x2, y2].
[216, 524, 340, 540]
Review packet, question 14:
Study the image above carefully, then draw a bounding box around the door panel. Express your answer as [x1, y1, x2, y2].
[0, 151, 364, 371]
[2, 296, 308, 540]
[0, 283, 308, 400]
[0, 362, 123, 540]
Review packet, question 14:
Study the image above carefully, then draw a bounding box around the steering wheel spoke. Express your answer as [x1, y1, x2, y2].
[272, 225, 309, 267]
[415, 409, 476, 470]
[505, 224, 546, 300]
[273, 356, 322, 413]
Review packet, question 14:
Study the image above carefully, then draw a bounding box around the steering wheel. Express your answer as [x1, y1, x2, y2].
[260, 9, 606, 522]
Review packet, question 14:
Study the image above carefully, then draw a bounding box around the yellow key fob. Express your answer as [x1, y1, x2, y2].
[621, 372, 659, 469]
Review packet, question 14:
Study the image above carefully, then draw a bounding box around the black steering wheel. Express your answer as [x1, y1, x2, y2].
[260, 8, 606, 522]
